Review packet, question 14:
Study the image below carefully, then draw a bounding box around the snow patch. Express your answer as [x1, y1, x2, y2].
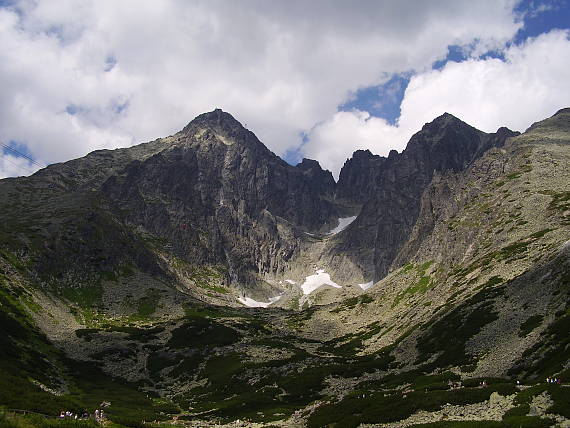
[237, 295, 282, 308]
[285, 279, 296, 284]
[301, 269, 341, 295]
[358, 281, 374, 291]
[327, 216, 357, 235]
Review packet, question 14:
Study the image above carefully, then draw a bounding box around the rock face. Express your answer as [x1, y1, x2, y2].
[296, 158, 336, 200]
[336, 149, 387, 206]
[331, 113, 519, 280]
[101, 109, 340, 287]
[0, 109, 340, 300]
[0, 109, 520, 300]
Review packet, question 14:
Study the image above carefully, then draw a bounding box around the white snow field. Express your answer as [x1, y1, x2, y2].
[358, 281, 374, 291]
[301, 269, 341, 295]
[237, 295, 282, 308]
[327, 216, 357, 235]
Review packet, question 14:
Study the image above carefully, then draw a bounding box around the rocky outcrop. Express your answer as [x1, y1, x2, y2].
[336, 149, 388, 206]
[100, 110, 342, 287]
[330, 113, 519, 281]
[296, 158, 335, 200]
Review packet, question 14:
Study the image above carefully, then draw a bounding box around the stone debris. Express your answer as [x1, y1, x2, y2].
[373, 392, 515, 428]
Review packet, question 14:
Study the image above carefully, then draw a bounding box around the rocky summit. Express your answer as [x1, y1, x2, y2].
[1, 108, 570, 427]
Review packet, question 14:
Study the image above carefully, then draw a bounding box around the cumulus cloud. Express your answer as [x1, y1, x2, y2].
[0, 0, 521, 176]
[303, 111, 405, 178]
[303, 30, 570, 177]
[0, 154, 40, 179]
[400, 30, 570, 134]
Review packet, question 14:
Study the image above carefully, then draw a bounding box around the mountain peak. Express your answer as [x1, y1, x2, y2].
[296, 158, 324, 171]
[180, 109, 264, 150]
[351, 149, 377, 160]
[423, 112, 466, 129]
[183, 108, 244, 134]
[522, 107, 570, 141]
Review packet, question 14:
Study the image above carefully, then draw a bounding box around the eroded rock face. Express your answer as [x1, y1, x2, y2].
[0, 110, 346, 302]
[336, 149, 387, 207]
[332, 113, 519, 280]
[0, 107, 524, 303]
[296, 158, 336, 200]
[99, 110, 342, 286]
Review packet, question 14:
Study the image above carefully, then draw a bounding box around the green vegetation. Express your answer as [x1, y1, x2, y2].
[1, 265, 569, 428]
[63, 360, 176, 425]
[307, 383, 517, 428]
[509, 304, 570, 381]
[393, 261, 435, 307]
[547, 190, 570, 215]
[506, 172, 522, 180]
[518, 315, 543, 337]
[548, 384, 570, 418]
[0, 412, 99, 428]
[167, 317, 239, 348]
[182, 347, 395, 424]
[183, 304, 250, 319]
[320, 321, 387, 356]
[480, 276, 503, 289]
[514, 383, 570, 418]
[61, 285, 102, 309]
[0, 285, 176, 424]
[0, 248, 27, 272]
[135, 289, 161, 318]
[330, 294, 374, 313]
[286, 306, 316, 329]
[412, 372, 460, 391]
[417, 286, 502, 369]
[453, 229, 553, 281]
[408, 418, 554, 428]
[184, 265, 229, 294]
[0, 287, 66, 404]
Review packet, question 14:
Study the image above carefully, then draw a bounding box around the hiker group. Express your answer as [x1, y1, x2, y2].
[94, 409, 105, 421]
[58, 410, 90, 420]
[58, 406, 106, 422]
[546, 377, 562, 384]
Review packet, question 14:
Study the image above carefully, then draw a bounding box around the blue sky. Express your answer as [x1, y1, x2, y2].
[335, 0, 570, 129]
[0, 0, 569, 178]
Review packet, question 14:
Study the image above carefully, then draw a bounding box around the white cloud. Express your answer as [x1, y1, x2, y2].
[400, 30, 570, 134]
[303, 30, 570, 177]
[0, 0, 521, 173]
[0, 154, 40, 179]
[304, 111, 405, 177]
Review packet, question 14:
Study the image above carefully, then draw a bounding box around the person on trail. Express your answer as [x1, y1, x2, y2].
[95, 409, 100, 420]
